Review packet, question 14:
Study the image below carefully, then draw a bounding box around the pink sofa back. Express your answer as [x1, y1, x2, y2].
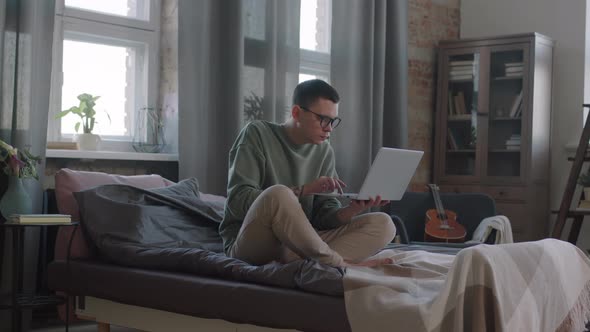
[54, 168, 175, 260]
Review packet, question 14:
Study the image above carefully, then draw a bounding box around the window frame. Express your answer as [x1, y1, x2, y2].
[48, 0, 160, 152]
[56, 0, 160, 31]
[299, 0, 332, 81]
[242, 0, 332, 109]
[300, 49, 330, 80]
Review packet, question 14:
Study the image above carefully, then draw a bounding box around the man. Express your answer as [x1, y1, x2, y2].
[219, 79, 395, 267]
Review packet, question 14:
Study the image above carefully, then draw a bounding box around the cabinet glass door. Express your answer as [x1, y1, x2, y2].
[444, 52, 479, 177]
[486, 46, 526, 178]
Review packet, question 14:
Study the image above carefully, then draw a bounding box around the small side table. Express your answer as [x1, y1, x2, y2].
[0, 222, 78, 332]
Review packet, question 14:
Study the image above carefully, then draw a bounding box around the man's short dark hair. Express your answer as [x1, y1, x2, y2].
[292, 79, 340, 108]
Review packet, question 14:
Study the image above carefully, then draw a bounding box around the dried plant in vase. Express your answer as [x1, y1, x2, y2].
[132, 107, 167, 153]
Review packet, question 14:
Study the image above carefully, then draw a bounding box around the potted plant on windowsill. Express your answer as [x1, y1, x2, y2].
[56, 93, 109, 150]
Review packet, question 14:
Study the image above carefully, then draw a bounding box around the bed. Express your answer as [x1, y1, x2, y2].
[45, 169, 458, 331]
[47, 169, 590, 332]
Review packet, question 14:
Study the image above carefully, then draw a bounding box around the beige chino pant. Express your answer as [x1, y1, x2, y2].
[229, 185, 396, 267]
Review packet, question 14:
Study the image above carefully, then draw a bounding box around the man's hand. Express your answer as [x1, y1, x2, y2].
[303, 176, 346, 195]
[337, 195, 390, 223]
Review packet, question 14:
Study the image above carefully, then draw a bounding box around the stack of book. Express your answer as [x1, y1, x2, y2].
[449, 60, 475, 81]
[504, 62, 524, 78]
[505, 134, 521, 150]
[7, 214, 72, 224]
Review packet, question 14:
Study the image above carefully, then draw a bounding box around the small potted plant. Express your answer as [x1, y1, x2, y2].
[56, 93, 109, 150]
[578, 169, 590, 201]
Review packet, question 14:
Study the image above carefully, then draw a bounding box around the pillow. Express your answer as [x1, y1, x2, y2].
[55, 168, 174, 222]
[54, 168, 174, 260]
[53, 168, 176, 323]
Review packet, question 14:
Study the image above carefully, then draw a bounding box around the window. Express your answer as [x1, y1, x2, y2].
[48, 0, 160, 151]
[241, 0, 332, 122]
[64, 0, 150, 21]
[299, 0, 331, 83]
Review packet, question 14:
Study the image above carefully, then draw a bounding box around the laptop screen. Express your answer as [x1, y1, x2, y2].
[355, 147, 424, 200]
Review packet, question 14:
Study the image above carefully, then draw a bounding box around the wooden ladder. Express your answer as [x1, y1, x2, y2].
[552, 104, 590, 243]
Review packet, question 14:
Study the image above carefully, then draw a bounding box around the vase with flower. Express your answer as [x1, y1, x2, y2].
[0, 139, 41, 220]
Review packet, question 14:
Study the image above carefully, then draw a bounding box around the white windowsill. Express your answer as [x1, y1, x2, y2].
[565, 142, 578, 152]
[46, 149, 179, 161]
[564, 141, 590, 153]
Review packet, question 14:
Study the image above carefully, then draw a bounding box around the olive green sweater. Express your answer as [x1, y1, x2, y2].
[219, 121, 342, 254]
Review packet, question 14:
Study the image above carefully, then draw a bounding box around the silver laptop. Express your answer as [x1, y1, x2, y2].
[316, 147, 424, 200]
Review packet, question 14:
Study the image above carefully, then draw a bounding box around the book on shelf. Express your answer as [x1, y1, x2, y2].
[448, 92, 455, 115]
[504, 62, 524, 67]
[505, 139, 521, 145]
[449, 74, 473, 81]
[509, 91, 523, 117]
[450, 60, 475, 66]
[449, 114, 472, 120]
[505, 67, 523, 73]
[447, 129, 459, 150]
[514, 102, 523, 117]
[578, 200, 590, 209]
[449, 69, 474, 76]
[450, 64, 474, 71]
[505, 72, 523, 78]
[7, 214, 72, 224]
[507, 134, 521, 141]
[506, 144, 521, 148]
[454, 92, 467, 114]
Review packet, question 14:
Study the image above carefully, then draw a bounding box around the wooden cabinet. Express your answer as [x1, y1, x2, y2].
[433, 33, 554, 242]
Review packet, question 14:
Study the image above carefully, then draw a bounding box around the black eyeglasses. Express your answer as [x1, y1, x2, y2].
[299, 106, 342, 129]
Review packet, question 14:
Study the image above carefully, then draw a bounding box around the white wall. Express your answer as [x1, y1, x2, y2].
[461, 0, 590, 248]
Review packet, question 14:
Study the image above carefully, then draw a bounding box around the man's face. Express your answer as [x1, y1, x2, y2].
[298, 98, 340, 144]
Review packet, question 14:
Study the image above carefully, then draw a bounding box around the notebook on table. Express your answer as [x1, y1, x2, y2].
[315, 147, 424, 201]
[7, 214, 72, 224]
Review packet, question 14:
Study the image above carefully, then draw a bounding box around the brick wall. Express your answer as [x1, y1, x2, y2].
[408, 0, 460, 190]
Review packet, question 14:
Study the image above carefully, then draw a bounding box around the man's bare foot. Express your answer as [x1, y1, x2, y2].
[343, 257, 394, 267]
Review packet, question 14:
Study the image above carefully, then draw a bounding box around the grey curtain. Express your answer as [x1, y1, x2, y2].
[178, 0, 300, 195]
[330, 0, 408, 191]
[0, 0, 55, 330]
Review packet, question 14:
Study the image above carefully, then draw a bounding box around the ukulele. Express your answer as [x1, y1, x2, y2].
[424, 184, 466, 243]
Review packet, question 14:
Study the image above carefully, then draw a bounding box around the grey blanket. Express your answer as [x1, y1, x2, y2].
[74, 178, 344, 296]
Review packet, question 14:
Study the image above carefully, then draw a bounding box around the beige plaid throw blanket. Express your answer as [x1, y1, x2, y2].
[344, 239, 590, 332]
